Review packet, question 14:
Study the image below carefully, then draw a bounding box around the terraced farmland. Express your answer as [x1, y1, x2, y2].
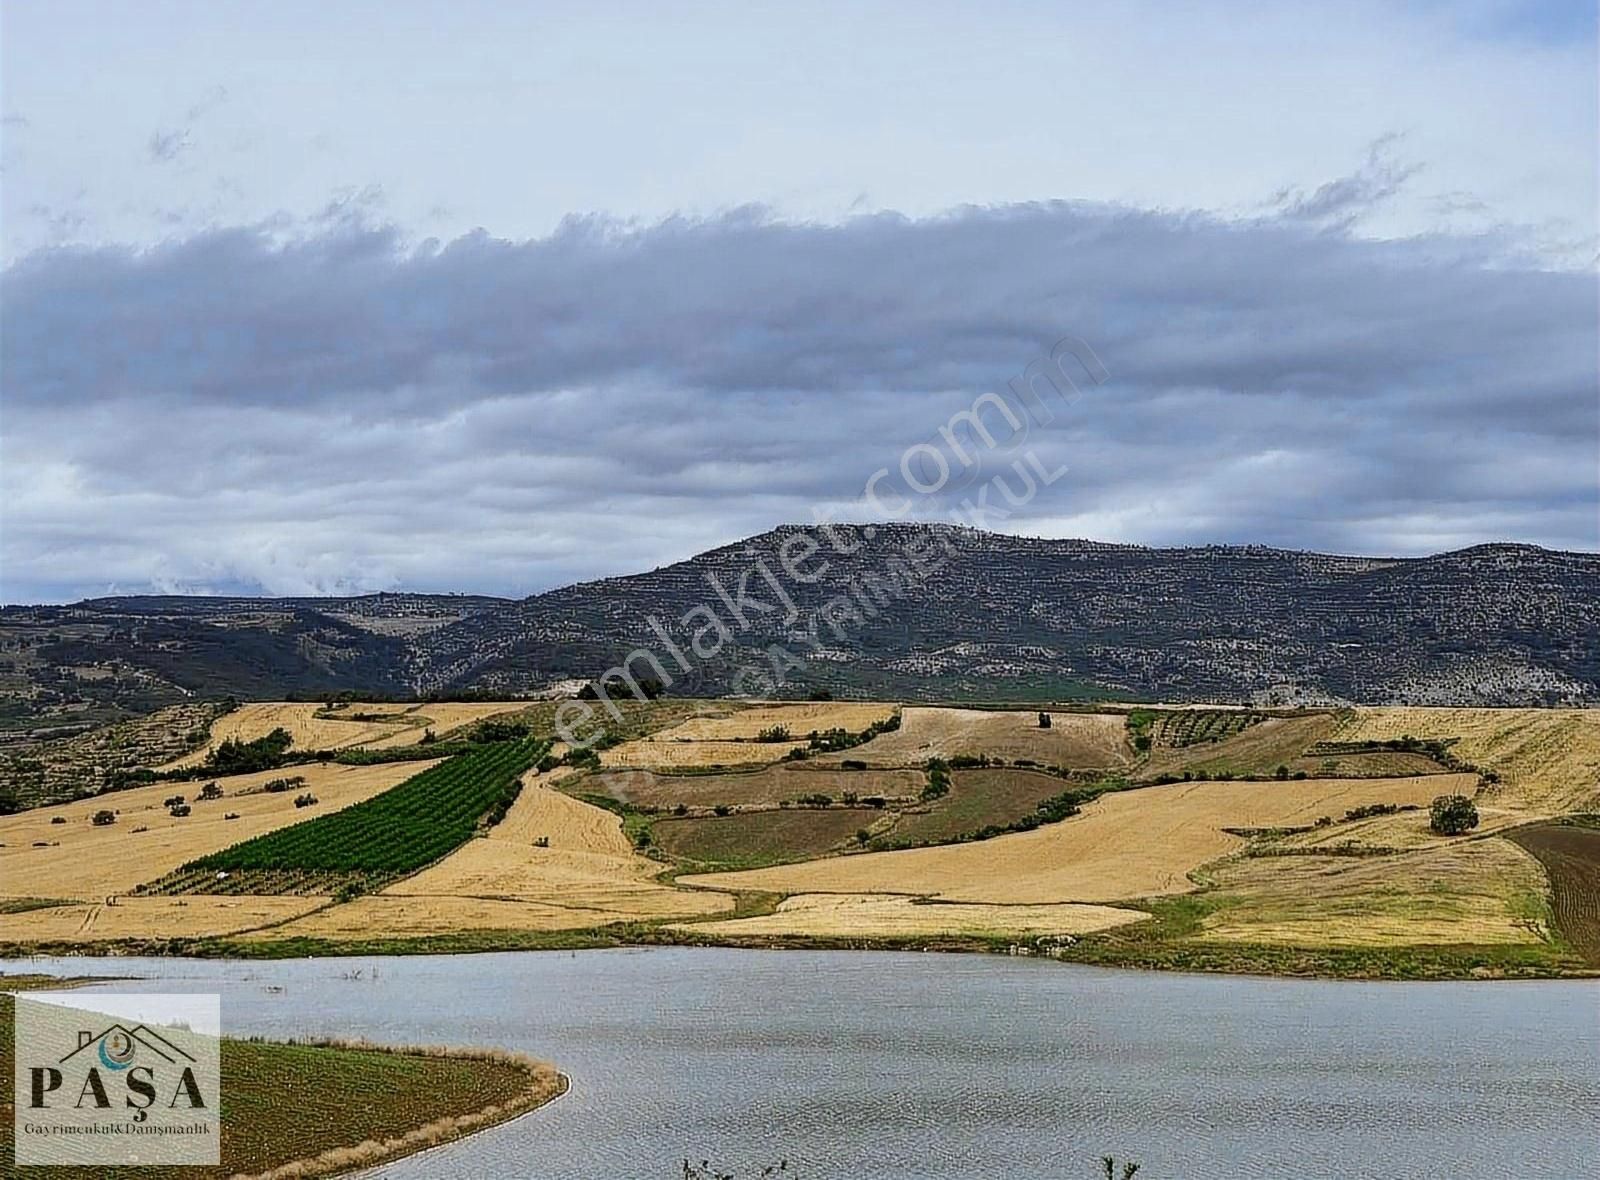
[157, 739, 548, 893]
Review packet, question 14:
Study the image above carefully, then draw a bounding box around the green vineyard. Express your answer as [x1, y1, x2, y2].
[175, 738, 547, 885]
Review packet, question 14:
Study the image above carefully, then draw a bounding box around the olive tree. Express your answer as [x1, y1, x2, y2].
[1429, 794, 1479, 836]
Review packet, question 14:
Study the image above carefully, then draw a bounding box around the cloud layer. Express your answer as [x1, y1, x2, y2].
[2, 199, 1594, 602]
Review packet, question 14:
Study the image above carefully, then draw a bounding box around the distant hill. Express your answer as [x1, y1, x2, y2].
[3, 527, 1597, 725]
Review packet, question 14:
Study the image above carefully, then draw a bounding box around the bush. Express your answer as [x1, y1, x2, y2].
[713, 803, 733, 816]
[755, 725, 792, 743]
[1429, 794, 1479, 836]
[293, 793, 319, 808]
[91, 809, 116, 826]
[840, 759, 867, 771]
[207, 727, 294, 774]
[198, 782, 224, 801]
[1038, 712, 1052, 729]
[262, 776, 306, 793]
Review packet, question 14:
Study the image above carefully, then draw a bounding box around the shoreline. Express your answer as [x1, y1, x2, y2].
[3, 921, 1592, 983]
[0, 977, 567, 1180]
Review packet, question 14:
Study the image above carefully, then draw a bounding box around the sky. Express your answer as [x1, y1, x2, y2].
[1, 0, 1596, 602]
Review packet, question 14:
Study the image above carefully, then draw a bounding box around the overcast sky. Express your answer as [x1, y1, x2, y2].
[1, 0, 1596, 602]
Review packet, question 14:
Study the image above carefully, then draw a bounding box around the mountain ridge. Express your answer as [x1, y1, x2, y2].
[3, 527, 1596, 724]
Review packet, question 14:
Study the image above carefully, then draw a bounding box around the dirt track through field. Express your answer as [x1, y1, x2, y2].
[1507, 824, 1600, 964]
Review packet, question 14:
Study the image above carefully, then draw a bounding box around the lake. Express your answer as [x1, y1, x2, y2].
[10, 948, 1597, 1178]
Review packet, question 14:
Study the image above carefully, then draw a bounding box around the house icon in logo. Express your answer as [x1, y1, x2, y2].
[60, 1024, 196, 1072]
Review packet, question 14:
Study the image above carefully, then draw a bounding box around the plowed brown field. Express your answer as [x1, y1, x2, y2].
[1507, 823, 1600, 964]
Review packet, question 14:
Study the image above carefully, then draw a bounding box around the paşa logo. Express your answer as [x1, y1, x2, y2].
[12, 993, 221, 1166]
[30, 1019, 207, 1117]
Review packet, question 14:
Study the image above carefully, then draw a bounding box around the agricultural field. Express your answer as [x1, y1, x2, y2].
[683, 774, 1463, 905]
[652, 807, 884, 869]
[161, 700, 535, 767]
[646, 701, 897, 741]
[0, 895, 326, 942]
[579, 764, 924, 809]
[159, 740, 547, 893]
[1197, 835, 1552, 948]
[0, 760, 432, 900]
[1151, 709, 1270, 747]
[254, 781, 731, 939]
[4, 696, 1596, 967]
[1506, 823, 1600, 964]
[0, 988, 565, 1180]
[874, 767, 1086, 848]
[674, 892, 1147, 941]
[1137, 713, 1339, 780]
[809, 706, 1131, 767]
[1331, 708, 1600, 812]
[599, 738, 808, 768]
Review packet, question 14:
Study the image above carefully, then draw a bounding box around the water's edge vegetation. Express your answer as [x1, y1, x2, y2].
[0, 977, 567, 1180]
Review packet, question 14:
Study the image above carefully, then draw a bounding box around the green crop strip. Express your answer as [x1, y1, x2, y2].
[181, 739, 547, 877]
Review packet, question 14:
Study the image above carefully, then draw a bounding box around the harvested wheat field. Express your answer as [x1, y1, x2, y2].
[163, 703, 405, 767]
[581, 765, 923, 808]
[814, 706, 1131, 767]
[165, 701, 533, 766]
[684, 775, 1464, 905]
[0, 760, 433, 899]
[1332, 707, 1600, 812]
[360, 702, 535, 746]
[0, 894, 325, 941]
[651, 701, 898, 741]
[600, 738, 808, 769]
[672, 892, 1146, 940]
[286, 782, 736, 933]
[1199, 835, 1551, 948]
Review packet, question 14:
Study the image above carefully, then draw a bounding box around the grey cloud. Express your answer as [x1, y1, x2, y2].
[0, 198, 1594, 601]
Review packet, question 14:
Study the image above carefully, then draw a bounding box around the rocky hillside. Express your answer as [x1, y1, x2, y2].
[408, 525, 1600, 706]
[3, 527, 1597, 719]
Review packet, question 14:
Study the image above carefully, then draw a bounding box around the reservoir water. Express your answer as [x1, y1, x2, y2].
[10, 948, 1597, 1178]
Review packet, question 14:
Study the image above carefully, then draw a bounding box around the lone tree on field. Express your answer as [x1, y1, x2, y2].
[1429, 794, 1479, 835]
[1038, 712, 1052, 728]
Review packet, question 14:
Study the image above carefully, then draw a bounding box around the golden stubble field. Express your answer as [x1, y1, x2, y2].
[813, 706, 1132, 767]
[1198, 835, 1551, 948]
[8, 699, 1594, 955]
[163, 701, 530, 767]
[1331, 707, 1600, 812]
[250, 772, 732, 941]
[0, 760, 434, 899]
[682, 774, 1476, 906]
[597, 700, 901, 769]
[673, 892, 1146, 940]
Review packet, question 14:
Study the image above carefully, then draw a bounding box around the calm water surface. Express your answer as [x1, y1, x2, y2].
[10, 948, 1597, 1179]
